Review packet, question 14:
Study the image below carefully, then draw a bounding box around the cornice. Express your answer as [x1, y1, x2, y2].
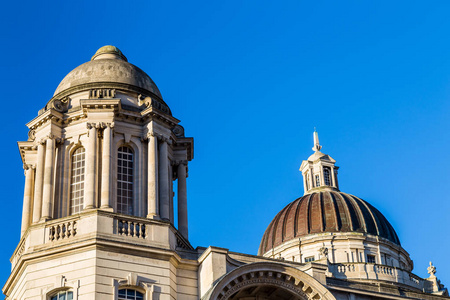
[26, 108, 64, 131]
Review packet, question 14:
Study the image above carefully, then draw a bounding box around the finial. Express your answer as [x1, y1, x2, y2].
[312, 128, 322, 152]
[428, 261, 437, 277]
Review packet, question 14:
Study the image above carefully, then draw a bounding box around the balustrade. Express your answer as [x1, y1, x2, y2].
[374, 264, 394, 276]
[48, 220, 77, 241]
[116, 218, 146, 239]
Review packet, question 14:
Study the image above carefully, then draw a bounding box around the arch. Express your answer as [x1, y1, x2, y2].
[206, 262, 336, 300]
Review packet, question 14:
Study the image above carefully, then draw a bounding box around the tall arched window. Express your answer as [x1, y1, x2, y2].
[51, 291, 73, 300]
[324, 167, 331, 186]
[118, 289, 144, 300]
[117, 146, 134, 215]
[70, 147, 85, 214]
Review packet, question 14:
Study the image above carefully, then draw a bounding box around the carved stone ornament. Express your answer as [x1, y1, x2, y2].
[428, 261, 437, 277]
[172, 125, 185, 137]
[52, 97, 69, 112]
[319, 245, 329, 258]
[138, 94, 152, 107]
[28, 130, 36, 141]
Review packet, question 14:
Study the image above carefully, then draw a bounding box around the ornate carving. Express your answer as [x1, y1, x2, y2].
[172, 125, 184, 137]
[138, 94, 152, 108]
[28, 130, 35, 141]
[319, 245, 329, 259]
[428, 261, 437, 277]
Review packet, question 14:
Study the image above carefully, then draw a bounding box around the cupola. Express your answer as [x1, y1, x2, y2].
[299, 130, 339, 194]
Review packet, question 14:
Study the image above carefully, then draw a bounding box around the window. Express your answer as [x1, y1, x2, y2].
[51, 291, 73, 300]
[305, 256, 315, 263]
[70, 147, 85, 214]
[323, 167, 331, 186]
[118, 289, 144, 300]
[315, 175, 320, 187]
[117, 146, 134, 215]
[367, 255, 376, 263]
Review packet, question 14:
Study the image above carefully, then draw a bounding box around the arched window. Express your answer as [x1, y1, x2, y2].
[70, 147, 85, 214]
[117, 146, 134, 215]
[323, 167, 331, 186]
[50, 290, 73, 300]
[118, 289, 144, 300]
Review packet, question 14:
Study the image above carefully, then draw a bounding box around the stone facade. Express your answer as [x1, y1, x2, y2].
[3, 46, 449, 300]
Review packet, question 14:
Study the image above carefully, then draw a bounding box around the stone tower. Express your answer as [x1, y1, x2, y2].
[4, 46, 195, 299]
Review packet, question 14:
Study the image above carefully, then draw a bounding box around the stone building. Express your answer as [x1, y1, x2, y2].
[3, 46, 448, 300]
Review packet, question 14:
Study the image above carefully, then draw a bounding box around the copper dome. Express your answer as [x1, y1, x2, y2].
[258, 191, 400, 255]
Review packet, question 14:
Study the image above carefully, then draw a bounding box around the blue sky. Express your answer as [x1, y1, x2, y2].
[1, 0, 449, 296]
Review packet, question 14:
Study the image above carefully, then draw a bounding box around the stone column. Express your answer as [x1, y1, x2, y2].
[147, 132, 158, 218]
[320, 166, 325, 186]
[85, 123, 97, 209]
[32, 142, 45, 223]
[159, 137, 170, 220]
[303, 172, 308, 192]
[101, 123, 113, 209]
[177, 161, 188, 239]
[21, 164, 35, 236]
[309, 168, 314, 188]
[41, 137, 55, 220]
[330, 166, 336, 188]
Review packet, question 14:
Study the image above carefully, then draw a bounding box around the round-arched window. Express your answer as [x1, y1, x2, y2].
[50, 291, 73, 300]
[118, 289, 144, 300]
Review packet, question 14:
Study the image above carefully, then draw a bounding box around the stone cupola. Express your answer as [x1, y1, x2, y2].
[299, 130, 339, 194]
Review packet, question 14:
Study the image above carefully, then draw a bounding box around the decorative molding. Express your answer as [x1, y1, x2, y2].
[28, 130, 36, 141]
[172, 125, 185, 138]
[113, 273, 155, 300]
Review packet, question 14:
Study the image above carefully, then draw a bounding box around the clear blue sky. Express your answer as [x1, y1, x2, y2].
[1, 0, 449, 296]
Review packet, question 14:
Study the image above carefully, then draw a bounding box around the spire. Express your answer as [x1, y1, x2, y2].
[312, 128, 322, 152]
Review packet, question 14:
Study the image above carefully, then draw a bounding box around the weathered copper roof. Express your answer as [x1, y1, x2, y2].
[258, 191, 400, 255]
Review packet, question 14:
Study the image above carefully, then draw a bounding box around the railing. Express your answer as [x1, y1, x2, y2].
[116, 218, 146, 239]
[374, 264, 394, 276]
[409, 273, 421, 285]
[330, 262, 425, 290]
[49, 220, 77, 241]
[336, 264, 356, 273]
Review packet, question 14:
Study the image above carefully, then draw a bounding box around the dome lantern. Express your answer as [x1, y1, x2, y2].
[300, 130, 339, 194]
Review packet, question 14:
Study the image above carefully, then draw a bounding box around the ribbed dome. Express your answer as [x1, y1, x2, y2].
[258, 191, 400, 256]
[53, 46, 162, 99]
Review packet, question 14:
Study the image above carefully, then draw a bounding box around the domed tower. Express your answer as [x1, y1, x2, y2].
[4, 46, 196, 299]
[258, 131, 447, 293]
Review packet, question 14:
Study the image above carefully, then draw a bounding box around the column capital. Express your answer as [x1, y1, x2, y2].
[23, 163, 35, 171]
[173, 160, 188, 166]
[158, 136, 172, 145]
[99, 122, 115, 129]
[87, 122, 102, 130]
[146, 131, 157, 139]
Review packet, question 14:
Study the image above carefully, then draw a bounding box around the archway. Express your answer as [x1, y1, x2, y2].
[206, 262, 336, 300]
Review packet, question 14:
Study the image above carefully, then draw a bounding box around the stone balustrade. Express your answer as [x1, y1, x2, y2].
[10, 210, 193, 271]
[48, 220, 77, 241]
[329, 262, 425, 290]
[115, 217, 146, 239]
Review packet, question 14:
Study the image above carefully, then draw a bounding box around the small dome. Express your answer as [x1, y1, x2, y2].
[258, 191, 400, 256]
[53, 46, 162, 98]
